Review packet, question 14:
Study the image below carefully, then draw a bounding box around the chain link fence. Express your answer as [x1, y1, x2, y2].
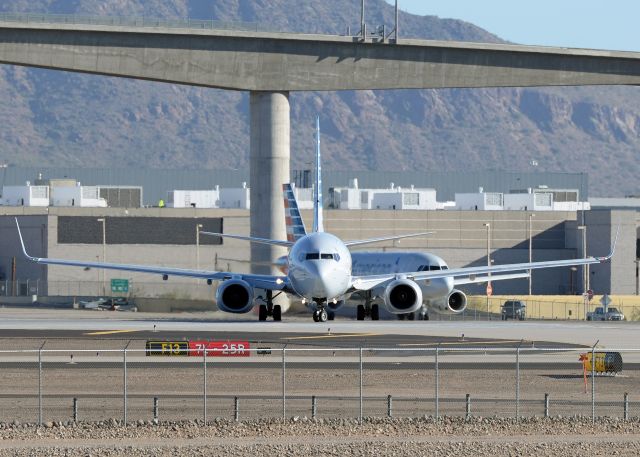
[0, 346, 637, 425]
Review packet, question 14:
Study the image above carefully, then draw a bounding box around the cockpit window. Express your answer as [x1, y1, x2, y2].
[305, 253, 320, 260]
[429, 265, 441, 271]
[320, 253, 333, 260]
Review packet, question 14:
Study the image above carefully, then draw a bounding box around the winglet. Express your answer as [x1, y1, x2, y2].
[15, 218, 38, 261]
[598, 225, 620, 262]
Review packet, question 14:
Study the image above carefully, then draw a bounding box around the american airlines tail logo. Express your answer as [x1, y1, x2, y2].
[283, 184, 307, 242]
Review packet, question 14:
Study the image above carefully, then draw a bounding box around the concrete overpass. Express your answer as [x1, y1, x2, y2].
[2, 17, 640, 277]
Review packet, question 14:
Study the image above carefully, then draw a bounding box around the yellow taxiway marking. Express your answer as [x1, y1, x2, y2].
[397, 340, 528, 347]
[285, 333, 380, 340]
[83, 329, 140, 336]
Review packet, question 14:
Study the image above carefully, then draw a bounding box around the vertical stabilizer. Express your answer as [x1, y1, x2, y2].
[283, 183, 307, 242]
[313, 116, 324, 233]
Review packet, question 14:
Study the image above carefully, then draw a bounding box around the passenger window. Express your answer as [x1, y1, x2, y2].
[306, 253, 320, 260]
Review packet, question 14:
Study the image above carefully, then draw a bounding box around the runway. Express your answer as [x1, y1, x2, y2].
[0, 308, 639, 350]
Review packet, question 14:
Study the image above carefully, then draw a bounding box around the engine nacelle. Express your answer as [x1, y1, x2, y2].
[215, 279, 254, 314]
[383, 279, 423, 314]
[430, 289, 467, 314]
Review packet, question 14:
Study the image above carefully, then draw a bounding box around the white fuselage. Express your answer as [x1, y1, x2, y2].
[352, 252, 454, 301]
[287, 232, 352, 301]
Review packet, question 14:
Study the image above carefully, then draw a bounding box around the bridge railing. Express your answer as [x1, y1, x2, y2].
[0, 12, 277, 34]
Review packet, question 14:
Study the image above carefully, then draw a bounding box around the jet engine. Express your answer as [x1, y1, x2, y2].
[215, 279, 254, 314]
[430, 289, 467, 314]
[383, 279, 423, 314]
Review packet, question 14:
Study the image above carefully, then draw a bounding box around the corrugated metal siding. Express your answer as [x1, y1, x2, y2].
[2, 167, 588, 205]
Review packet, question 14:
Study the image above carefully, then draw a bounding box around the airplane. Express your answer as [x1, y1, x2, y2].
[15, 118, 616, 323]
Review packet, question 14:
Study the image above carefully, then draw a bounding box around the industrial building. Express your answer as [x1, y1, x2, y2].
[0, 206, 636, 304]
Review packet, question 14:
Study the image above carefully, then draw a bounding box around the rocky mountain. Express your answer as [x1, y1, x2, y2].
[0, 0, 638, 197]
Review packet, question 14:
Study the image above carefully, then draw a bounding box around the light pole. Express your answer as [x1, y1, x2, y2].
[196, 223, 203, 270]
[0, 163, 7, 199]
[97, 218, 106, 296]
[577, 225, 587, 319]
[528, 213, 535, 295]
[484, 223, 491, 319]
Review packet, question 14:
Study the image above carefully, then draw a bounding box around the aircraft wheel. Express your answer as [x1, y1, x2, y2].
[328, 311, 335, 321]
[398, 314, 405, 320]
[258, 305, 268, 321]
[318, 309, 328, 322]
[356, 305, 365, 321]
[312, 311, 319, 322]
[273, 305, 282, 322]
[423, 313, 429, 321]
[407, 313, 415, 321]
[371, 304, 380, 321]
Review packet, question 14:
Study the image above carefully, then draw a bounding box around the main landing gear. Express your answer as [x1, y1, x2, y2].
[311, 299, 335, 323]
[356, 293, 380, 321]
[258, 290, 282, 322]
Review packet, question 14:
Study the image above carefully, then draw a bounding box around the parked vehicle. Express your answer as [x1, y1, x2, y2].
[587, 306, 625, 321]
[501, 300, 526, 320]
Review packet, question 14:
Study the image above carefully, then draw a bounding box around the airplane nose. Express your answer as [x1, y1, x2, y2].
[307, 262, 335, 297]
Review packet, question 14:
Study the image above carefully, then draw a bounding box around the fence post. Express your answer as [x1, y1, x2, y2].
[282, 348, 286, 420]
[73, 397, 78, 422]
[544, 393, 549, 418]
[38, 345, 43, 426]
[359, 347, 363, 425]
[312, 395, 317, 419]
[387, 395, 392, 418]
[123, 348, 127, 426]
[203, 348, 207, 425]
[591, 341, 598, 423]
[624, 393, 629, 421]
[153, 397, 159, 422]
[435, 346, 439, 420]
[516, 342, 522, 421]
[465, 394, 471, 420]
[234, 396, 239, 422]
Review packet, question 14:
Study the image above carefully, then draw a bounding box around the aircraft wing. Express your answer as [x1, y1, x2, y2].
[344, 232, 433, 247]
[200, 232, 293, 247]
[15, 219, 289, 291]
[350, 249, 614, 291]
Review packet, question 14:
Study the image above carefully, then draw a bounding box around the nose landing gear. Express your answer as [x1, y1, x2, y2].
[311, 298, 335, 322]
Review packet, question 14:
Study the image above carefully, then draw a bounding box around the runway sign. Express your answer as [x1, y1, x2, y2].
[188, 341, 251, 357]
[145, 341, 190, 356]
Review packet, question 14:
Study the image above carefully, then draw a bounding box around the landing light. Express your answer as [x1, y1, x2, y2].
[276, 278, 284, 285]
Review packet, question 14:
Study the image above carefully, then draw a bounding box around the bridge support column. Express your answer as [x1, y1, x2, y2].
[249, 91, 290, 289]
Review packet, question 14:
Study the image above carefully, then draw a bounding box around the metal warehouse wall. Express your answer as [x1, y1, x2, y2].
[2, 167, 588, 206]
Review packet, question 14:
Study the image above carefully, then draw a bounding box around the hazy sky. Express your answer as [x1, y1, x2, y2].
[387, 0, 639, 52]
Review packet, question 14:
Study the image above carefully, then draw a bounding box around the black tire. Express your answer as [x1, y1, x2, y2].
[273, 305, 282, 322]
[398, 314, 405, 320]
[319, 309, 328, 322]
[313, 311, 319, 322]
[371, 304, 380, 321]
[356, 305, 365, 321]
[407, 313, 415, 321]
[587, 316, 592, 321]
[423, 313, 429, 321]
[328, 311, 335, 321]
[258, 305, 268, 321]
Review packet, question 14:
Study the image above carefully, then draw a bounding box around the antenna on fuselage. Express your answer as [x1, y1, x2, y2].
[313, 116, 324, 233]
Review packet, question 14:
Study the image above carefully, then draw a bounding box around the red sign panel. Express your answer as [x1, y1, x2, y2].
[188, 341, 251, 357]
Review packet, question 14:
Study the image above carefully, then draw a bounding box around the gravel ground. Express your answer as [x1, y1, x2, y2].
[1, 417, 640, 456]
